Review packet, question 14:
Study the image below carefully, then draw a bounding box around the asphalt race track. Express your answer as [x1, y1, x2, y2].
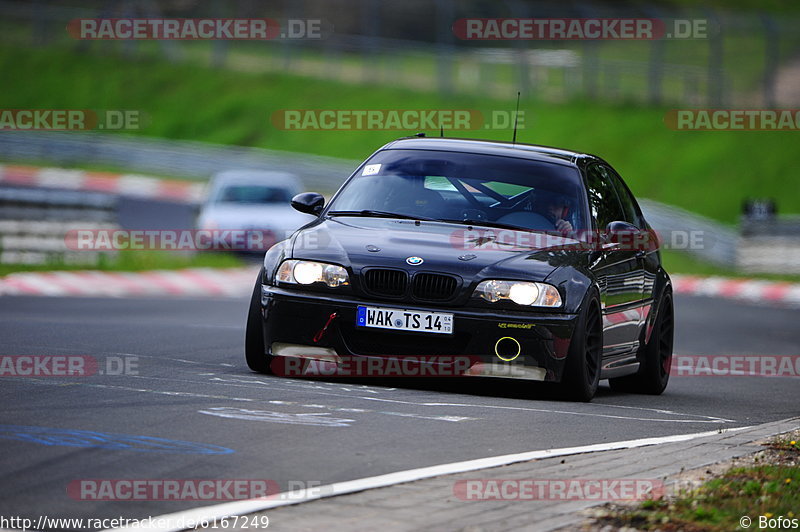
[0, 291, 798, 526]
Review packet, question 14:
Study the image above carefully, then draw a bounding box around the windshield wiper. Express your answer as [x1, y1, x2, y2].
[434, 218, 537, 232]
[327, 210, 437, 221]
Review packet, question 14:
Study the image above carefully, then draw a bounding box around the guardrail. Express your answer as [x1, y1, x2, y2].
[0, 131, 358, 195]
[738, 217, 800, 274]
[627, 200, 737, 268]
[0, 187, 118, 266]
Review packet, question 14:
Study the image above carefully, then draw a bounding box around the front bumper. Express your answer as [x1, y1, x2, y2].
[259, 285, 579, 382]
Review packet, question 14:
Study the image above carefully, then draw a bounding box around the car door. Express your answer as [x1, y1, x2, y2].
[585, 164, 642, 358]
[604, 165, 655, 337]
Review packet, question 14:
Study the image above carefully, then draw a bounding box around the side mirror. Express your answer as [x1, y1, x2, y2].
[604, 221, 639, 243]
[291, 192, 325, 216]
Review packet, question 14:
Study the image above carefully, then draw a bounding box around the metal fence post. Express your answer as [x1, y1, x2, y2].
[761, 13, 779, 107]
[361, 0, 381, 83]
[507, 0, 530, 97]
[706, 9, 724, 106]
[211, 0, 229, 68]
[646, 6, 665, 105]
[435, 0, 455, 95]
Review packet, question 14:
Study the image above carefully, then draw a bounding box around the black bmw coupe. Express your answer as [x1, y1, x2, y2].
[245, 137, 674, 401]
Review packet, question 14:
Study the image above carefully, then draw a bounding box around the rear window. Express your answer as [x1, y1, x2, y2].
[214, 185, 292, 204]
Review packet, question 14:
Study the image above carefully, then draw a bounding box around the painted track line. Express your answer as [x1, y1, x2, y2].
[107, 427, 751, 532]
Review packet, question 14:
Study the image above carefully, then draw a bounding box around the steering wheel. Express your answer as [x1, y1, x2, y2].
[495, 211, 555, 231]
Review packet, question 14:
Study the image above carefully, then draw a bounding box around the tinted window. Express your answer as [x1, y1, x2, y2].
[330, 149, 589, 235]
[214, 185, 292, 204]
[602, 166, 642, 228]
[586, 165, 625, 230]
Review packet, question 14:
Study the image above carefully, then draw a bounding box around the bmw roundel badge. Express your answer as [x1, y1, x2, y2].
[406, 256, 424, 266]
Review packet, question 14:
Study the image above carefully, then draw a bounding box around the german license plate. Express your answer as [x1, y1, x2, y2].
[356, 305, 453, 334]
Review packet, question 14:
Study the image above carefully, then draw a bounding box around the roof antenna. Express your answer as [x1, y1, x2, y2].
[512, 91, 521, 145]
[440, 125, 444, 137]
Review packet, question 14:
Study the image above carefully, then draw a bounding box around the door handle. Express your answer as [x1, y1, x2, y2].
[635, 249, 646, 259]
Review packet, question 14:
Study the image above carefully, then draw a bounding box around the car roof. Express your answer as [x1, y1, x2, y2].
[379, 137, 601, 167]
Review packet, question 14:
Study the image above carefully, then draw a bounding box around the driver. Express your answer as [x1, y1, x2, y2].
[534, 190, 575, 238]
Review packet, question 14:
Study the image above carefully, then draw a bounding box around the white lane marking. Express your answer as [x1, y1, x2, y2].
[199, 408, 355, 427]
[18, 368, 732, 426]
[121, 372, 396, 397]
[6, 350, 242, 371]
[107, 426, 752, 532]
[286, 401, 475, 422]
[376, 412, 474, 422]
[205, 376, 733, 424]
[91, 372, 728, 426]
[199, 407, 472, 426]
[199, 401, 476, 425]
[359, 396, 735, 424]
[209, 376, 395, 394]
[22, 379, 477, 425]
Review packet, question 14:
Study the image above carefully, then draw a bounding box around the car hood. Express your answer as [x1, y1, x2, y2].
[290, 217, 586, 282]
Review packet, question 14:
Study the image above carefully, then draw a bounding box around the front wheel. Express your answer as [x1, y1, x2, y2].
[609, 291, 674, 395]
[561, 292, 603, 402]
[245, 270, 273, 374]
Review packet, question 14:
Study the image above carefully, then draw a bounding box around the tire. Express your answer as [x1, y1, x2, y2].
[609, 291, 674, 395]
[245, 270, 273, 374]
[561, 291, 603, 402]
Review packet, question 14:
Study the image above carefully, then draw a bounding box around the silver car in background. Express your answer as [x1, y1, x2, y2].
[196, 170, 315, 254]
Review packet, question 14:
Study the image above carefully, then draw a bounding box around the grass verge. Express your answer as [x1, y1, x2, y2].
[592, 432, 800, 532]
[1, 43, 798, 225]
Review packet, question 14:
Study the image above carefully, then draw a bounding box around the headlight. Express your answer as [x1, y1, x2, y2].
[276, 260, 349, 288]
[474, 280, 562, 307]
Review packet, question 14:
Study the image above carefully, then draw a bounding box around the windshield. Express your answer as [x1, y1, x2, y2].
[328, 149, 588, 237]
[213, 185, 292, 205]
